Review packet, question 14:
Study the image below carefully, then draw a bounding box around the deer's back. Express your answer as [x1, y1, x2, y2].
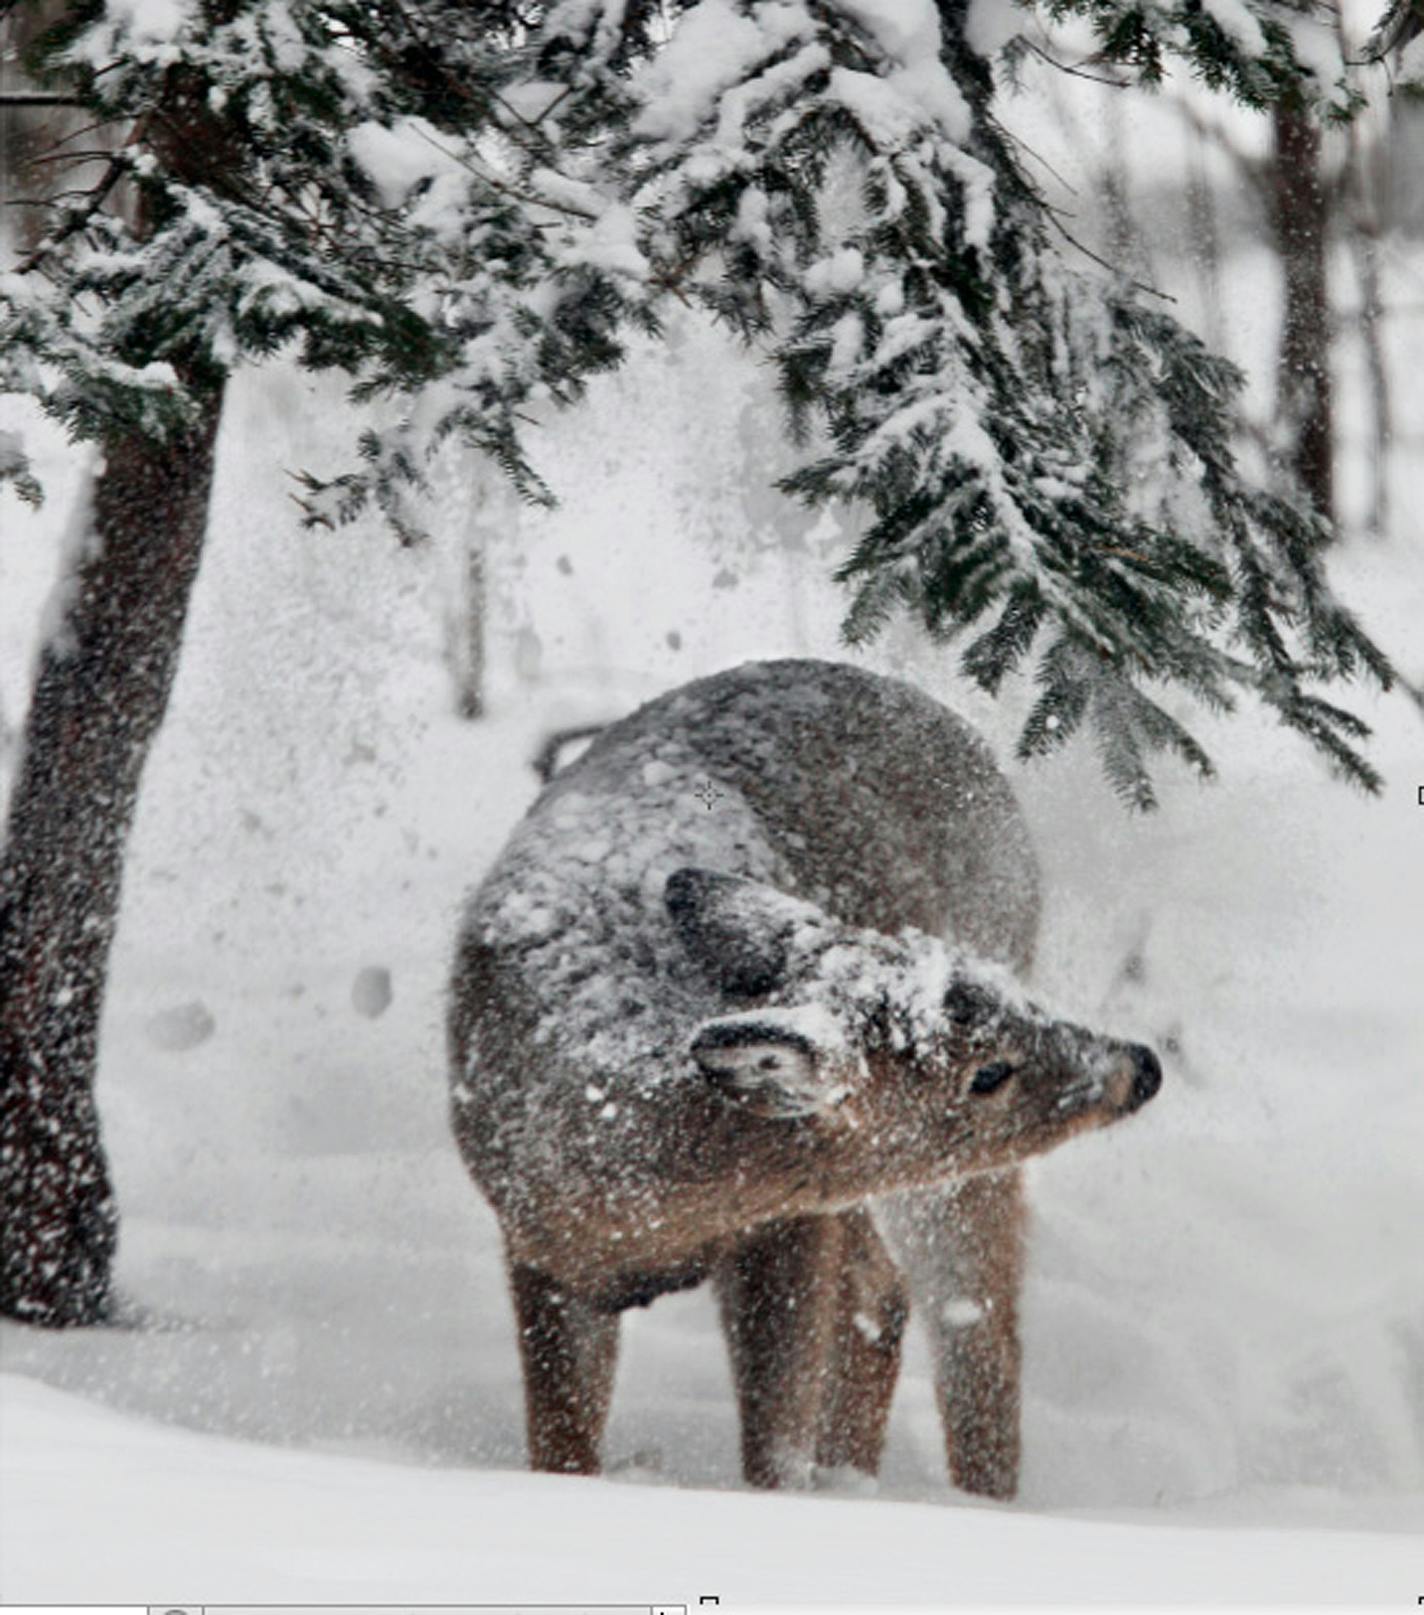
[641, 660, 1040, 964]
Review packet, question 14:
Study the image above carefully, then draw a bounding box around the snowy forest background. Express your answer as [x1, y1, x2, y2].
[1, 0, 1422, 1603]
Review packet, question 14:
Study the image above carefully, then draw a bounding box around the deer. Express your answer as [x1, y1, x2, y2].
[448, 659, 1161, 1499]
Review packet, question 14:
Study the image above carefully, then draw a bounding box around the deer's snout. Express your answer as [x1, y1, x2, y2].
[1125, 1043, 1162, 1112]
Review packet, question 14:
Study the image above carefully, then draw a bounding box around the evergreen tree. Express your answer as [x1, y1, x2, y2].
[588, 0, 1390, 806]
[0, 0, 1400, 1321]
[3, 0, 1395, 806]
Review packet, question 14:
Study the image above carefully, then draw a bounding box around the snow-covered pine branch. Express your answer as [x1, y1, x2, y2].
[1, 0, 654, 523]
[0, 0, 1395, 802]
[609, 0, 1390, 801]
[1020, 0, 1361, 118]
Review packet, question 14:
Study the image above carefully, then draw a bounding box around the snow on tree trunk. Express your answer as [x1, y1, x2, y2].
[0, 379, 223, 1327]
[1271, 96, 1334, 523]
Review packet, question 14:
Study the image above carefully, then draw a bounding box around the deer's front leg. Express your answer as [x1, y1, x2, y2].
[877, 1167, 1026, 1500]
[717, 1214, 845, 1488]
[510, 1259, 620, 1476]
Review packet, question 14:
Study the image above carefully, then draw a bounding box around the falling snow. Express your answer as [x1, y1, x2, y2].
[2, 11, 1422, 1591]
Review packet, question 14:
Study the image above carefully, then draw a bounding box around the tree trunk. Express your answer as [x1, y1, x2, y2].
[443, 469, 507, 722]
[1270, 97, 1334, 522]
[0, 380, 224, 1326]
[452, 532, 486, 721]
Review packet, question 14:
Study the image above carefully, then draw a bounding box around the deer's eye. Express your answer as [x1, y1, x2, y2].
[969, 1061, 1015, 1095]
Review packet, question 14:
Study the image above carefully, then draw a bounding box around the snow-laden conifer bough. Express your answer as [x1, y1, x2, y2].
[449, 659, 1162, 1497]
[1, 0, 1397, 809]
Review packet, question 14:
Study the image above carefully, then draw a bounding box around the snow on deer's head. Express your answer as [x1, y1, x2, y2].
[664, 867, 1160, 1170]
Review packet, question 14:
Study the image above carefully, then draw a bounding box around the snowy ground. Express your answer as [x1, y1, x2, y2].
[2, 227, 1423, 1605]
[4, 1374, 1421, 1606]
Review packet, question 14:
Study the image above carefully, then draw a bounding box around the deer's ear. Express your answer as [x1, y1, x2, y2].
[689, 1014, 844, 1119]
[665, 868, 825, 998]
[690, 1018, 819, 1117]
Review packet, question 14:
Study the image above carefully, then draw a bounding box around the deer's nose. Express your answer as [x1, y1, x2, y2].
[1127, 1044, 1162, 1111]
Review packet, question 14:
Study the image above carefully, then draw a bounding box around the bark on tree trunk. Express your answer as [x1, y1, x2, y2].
[1271, 97, 1334, 522]
[0, 380, 224, 1326]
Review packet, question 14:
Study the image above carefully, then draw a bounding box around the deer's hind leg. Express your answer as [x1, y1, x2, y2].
[815, 1207, 910, 1481]
[716, 1214, 845, 1489]
[510, 1259, 620, 1475]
